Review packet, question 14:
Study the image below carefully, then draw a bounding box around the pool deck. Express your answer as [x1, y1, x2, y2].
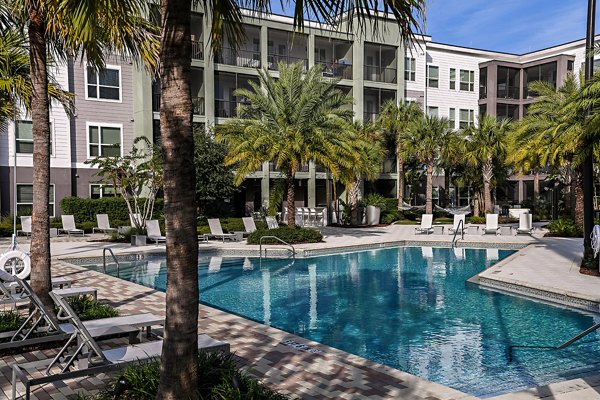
[3, 224, 600, 399]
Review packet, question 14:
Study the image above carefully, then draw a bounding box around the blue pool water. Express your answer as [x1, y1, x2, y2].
[88, 247, 600, 397]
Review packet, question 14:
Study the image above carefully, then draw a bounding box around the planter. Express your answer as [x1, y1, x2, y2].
[131, 235, 147, 246]
[366, 205, 381, 226]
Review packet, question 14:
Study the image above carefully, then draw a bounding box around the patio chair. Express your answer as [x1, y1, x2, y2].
[17, 216, 31, 237]
[207, 218, 237, 242]
[414, 214, 434, 235]
[92, 214, 117, 234]
[59, 215, 85, 236]
[483, 214, 500, 235]
[265, 216, 279, 229]
[146, 220, 166, 244]
[11, 291, 228, 400]
[242, 217, 257, 234]
[516, 213, 534, 235]
[448, 214, 466, 235]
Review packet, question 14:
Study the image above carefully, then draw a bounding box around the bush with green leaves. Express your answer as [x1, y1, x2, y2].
[0, 310, 24, 333]
[547, 218, 581, 237]
[197, 217, 266, 235]
[90, 352, 287, 400]
[60, 197, 164, 226]
[66, 295, 119, 321]
[468, 216, 486, 224]
[247, 227, 323, 244]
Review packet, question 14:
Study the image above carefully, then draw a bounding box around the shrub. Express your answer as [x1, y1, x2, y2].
[381, 209, 402, 224]
[60, 197, 164, 224]
[468, 216, 486, 224]
[247, 227, 323, 244]
[67, 295, 119, 321]
[94, 352, 288, 400]
[547, 218, 581, 237]
[197, 218, 267, 235]
[0, 310, 24, 333]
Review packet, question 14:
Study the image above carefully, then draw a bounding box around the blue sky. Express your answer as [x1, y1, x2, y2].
[270, 0, 598, 54]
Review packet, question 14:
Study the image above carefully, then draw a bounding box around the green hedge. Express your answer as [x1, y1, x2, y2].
[60, 197, 163, 224]
[247, 227, 323, 244]
[197, 217, 267, 235]
[547, 218, 581, 237]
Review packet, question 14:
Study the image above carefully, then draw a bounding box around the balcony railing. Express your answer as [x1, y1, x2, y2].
[216, 47, 261, 68]
[192, 40, 203, 60]
[363, 111, 378, 122]
[364, 65, 397, 83]
[479, 85, 487, 99]
[497, 85, 520, 99]
[268, 54, 308, 71]
[152, 94, 205, 115]
[316, 61, 353, 79]
[215, 99, 249, 118]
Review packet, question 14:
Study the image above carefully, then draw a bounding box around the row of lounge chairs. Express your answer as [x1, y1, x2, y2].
[415, 213, 535, 235]
[200, 217, 279, 242]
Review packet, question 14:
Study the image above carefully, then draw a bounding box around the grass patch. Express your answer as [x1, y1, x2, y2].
[247, 227, 323, 244]
[0, 310, 24, 333]
[67, 295, 119, 321]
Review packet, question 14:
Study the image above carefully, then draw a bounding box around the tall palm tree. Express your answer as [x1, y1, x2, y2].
[400, 115, 450, 214]
[2, 0, 158, 310]
[378, 100, 422, 210]
[463, 114, 511, 213]
[217, 62, 353, 226]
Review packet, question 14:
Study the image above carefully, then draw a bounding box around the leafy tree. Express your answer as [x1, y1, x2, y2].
[217, 62, 353, 226]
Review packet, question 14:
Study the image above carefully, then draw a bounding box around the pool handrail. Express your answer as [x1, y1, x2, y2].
[259, 236, 295, 258]
[102, 247, 120, 278]
[451, 219, 464, 247]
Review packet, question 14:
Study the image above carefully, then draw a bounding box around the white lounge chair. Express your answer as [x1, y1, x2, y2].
[265, 216, 279, 229]
[17, 216, 31, 237]
[516, 213, 534, 234]
[11, 291, 227, 400]
[242, 217, 257, 234]
[483, 214, 500, 235]
[59, 215, 84, 236]
[146, 220, 166, 244]
[448, 214, 466, 235]
[93, 214, 117, 234]
[415, 214, 434, 235]
[207, 218, 237, 242]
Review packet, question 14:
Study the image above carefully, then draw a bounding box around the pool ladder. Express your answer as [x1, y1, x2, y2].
[508, 320, 600, 362]
[102, 247, 121, 277]
[259, 236, 296, 259]
[451, 219, 465, 248]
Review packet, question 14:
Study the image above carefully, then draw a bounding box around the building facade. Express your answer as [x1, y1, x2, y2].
[0, 10, 592, 217]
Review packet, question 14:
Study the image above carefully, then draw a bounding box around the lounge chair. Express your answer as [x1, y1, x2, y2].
[17, 216, 31, 237]
[448, 214, 466, 235]
[415, 214, 434, 235]
[516, 213, 534, 234]
[242, 217, 257, 234]
[146, 220, 166, 244]
[93, 214, 117, 234]
[207, 218, 237, 242]
[11, 291, 228, 400]
[265, 216, 279, 229]
[59, 215, 85, 236]
[483, 214, 500, 235]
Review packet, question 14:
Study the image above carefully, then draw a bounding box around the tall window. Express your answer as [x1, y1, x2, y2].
[449, 108, 456, 129]
[17, 184, 55, 217]
[460, 69, 475, 91]
[15, 121, 53, 154]
[459, 109, 474, 128]
[449, 68, 456, 90]
[427, 106, 439, 117]
[405, 57, 416, 81]
[427, 66, 439, 88]
[90, 184, 116, 199]
[88, 124, 122, 157]
[86, 66, 121, 101]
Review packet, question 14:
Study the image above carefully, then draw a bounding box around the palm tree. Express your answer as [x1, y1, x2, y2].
[400, 115, 450, 214]
[463, 114, 511, 213]
[437, 129, 463, 207]
[2, 0, 158, 310]
[378, 101, 422, 210]
[217, 62, 353, 226]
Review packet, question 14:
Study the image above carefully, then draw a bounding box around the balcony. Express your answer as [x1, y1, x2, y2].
[497, 85, 520, 99]
[192, 40, 203, 60]
[381, 158, 397, 174]
[215, 99, 248, 118]
[363, 111, 378, 122]
[316, 61, 352, 79]
[152, 94, 205, 116]
[268, 54, 308, 71]
[216, 47, 261, 68]
[364, 65, 397, 83]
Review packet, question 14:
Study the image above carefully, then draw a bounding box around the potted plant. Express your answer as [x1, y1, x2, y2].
[361, 193, 386, 226]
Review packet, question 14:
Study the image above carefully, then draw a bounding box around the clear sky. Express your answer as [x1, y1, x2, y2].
[269, 0, 600, 54]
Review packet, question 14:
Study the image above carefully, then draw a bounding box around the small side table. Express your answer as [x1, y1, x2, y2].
[232, 231, 245, 241]
[432, 225, 445, 235]
[467, 225, 480, 235]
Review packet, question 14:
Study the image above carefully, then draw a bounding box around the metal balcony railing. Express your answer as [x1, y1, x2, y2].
[364, 65, 397, 83]
[268, 54, 308, 71]
[216, 47, 261, 68]
[153, 94, 205, 116]
[363, 111, 378, 122]
[192, 40, 203, 60]
[497, 85, 520, 99]
[316, 61, 353, 79]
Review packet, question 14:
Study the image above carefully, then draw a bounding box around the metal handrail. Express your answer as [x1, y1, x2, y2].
[102, 247, 120, 277]
[259, 236, 295, 258]
[451, 219, 465, 247]
[508, 321, 600, 362]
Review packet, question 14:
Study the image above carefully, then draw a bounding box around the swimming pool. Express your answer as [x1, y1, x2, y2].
[87, 247, 600, 397]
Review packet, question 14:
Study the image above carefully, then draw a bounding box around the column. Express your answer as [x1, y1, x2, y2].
[203, 12, 215, 125]
[260, 26, 268, 71]
[308, 33, 315, 68]
[353, 38, 364, 121]
[397, 43, 405, 104]
[261, 161, 270, 211]
[132, 66, 153, 143]
[308, 161, 316, 208]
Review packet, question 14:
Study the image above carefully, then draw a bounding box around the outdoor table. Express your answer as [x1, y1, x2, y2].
[432, 225, 445, 235]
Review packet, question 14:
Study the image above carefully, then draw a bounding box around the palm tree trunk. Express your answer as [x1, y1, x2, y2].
[443, 167, 451, 207]
[286, 171, 296, 227]
[156, 0, 199, 398]
[482, 158, 494, 213]
[332, 179, 338, 223]
[28, 3, 53, 312]
[397, 153, 404, 210]
[473, 191, 480, 217]
[426, 163, 433, 214]
[533, 169, 539, 214]
[575, 169, 584, 233]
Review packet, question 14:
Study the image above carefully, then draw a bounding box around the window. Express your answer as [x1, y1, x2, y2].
[427, 66, 439, 88]
[460, 69, 474, 91]
[479, 67, 487, 99]
[497, 66, 520, 99]
[15, 121, 53, 154]
[567, 60, 574, 72]
[459, 109, 474, 128]
[427, 106, 439, 117]
[90, 184, 116, 199]
[16, 184, 55, 217]
[86, 66, 121, 101]
[405, 57, 416, 81]
[449, 68, 456, 90]
[88, 123, 122, 157]
[449, 108, 456, 129]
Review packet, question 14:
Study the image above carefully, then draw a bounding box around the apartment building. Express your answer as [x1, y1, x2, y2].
[0, 10, 591, 217]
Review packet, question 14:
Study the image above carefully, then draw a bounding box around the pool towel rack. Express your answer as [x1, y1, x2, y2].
[259, 236, 295, 259]
[508, 320, 600, 362]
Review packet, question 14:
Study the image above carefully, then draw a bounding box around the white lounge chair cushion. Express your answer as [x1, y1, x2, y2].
[59, 313, 163, 334]
[53, 287, 97, 298]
